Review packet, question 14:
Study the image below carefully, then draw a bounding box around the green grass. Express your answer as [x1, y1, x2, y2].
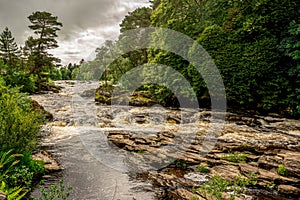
[221, 151, 247, 163]
[277, 164, 289, 177]
[197, 164, 209, 173]
[198, 173, 257, 200]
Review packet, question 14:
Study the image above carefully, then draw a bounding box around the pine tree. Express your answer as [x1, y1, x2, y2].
[26, 11, 63, 74]
[0, 27, 19, 67]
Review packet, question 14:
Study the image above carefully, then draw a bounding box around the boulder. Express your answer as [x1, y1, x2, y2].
[277, 184, 300, 196]
[210, 165, 243, 181]
[176, 188, 205, 200]
[279, 150, 300, 178]
[32, 151, 62, 173]
[31, 99, 53, 121]
[0, 191, 6, 200]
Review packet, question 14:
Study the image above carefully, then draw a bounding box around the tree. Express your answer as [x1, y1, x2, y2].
[26, 11, 62, 75]
[280, 20, 300, 116]
[0, 27, 19, 67]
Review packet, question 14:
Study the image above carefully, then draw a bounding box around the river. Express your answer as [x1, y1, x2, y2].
[31, 80, 300, 200]
[31, 81, 155, 200]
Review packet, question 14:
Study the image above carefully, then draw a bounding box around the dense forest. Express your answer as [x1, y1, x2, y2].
[81, 0, 299, 117]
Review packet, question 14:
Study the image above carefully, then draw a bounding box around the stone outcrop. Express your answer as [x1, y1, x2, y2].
[0, 191, 6, 200]
[32, 151, 63, 172]
[31, 99, 53, 121]
[106, 111, 300, 199]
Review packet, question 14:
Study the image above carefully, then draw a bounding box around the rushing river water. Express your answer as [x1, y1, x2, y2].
[32, 81, 156, 200]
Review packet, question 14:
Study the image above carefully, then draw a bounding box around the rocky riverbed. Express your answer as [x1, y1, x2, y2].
[104, 107, 300, 199]
[32, 81, 300, 200]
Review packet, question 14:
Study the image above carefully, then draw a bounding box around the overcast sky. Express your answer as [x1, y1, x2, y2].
[0, 0, 150, 65]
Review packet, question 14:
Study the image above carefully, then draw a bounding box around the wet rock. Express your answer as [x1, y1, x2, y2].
[279, 150, 300, 179]
[257, 155, 283, 170]
[110, 136, 135, 149]
[80, 89, 95, 97]
[159, 131, 175, 138]
[239, 163, 259, 175]
[31, 99, 53, 121]
[0, 191, 6, 200]
[277, 184, 300, 196]
[176, 188, 204, 200]
[51, 121, 68, 127]
[210, 165, 243, 181]
[32, 151, 62, 172]
[134, 138, 148, 144]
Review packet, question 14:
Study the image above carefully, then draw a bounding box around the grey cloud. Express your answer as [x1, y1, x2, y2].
[0, 0, 149, 44]
[0, 0, 150, 64]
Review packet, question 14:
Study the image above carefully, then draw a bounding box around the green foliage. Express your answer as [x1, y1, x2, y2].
[139, 84, 178, 107]
[174, 160, 187, 169]
[90, 0, 299, 117]
[277, 164, 289, 177]
[0, 27, 20, 67]
[25, 11, 63, 76]
[137, 150, 146, 154]
[198, 174, 257, 200]
[279, 20, 300, 116]
[199, 175, 231, 200]
[4, 165, 34, 188]
[2, 152, 45, 189]
[0, 150, 22, 180]
[0, 181, 27, 200]
[197, 164, 209, 173]
[0, 83, 44, 152]
[34, 180, 72, 200]
[4, 70, 37, 93]
[0, 150, 45, 190]
[221, 151, 247, 163]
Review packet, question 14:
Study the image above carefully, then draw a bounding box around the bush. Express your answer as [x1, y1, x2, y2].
[3, 71, 37, 93]
[277, 164, 289, 177]
[3, 165, 34, 188]
[0, 181, 27, 200]
[34, 180, 72, 200]
[0, 150, 22, 180]
[0, 83, 44, 152]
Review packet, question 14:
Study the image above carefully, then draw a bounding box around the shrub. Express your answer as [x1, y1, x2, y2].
[0, 181, 27, 200]
[198, 174, 257, 200]
[3, 165, 34, 188]
[34, 180, 72, 200]
[277, 164, 289, 177]
[4, 71, 37, 93]
[0, 83, 44, 152]
[0, 150, 22, 180]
